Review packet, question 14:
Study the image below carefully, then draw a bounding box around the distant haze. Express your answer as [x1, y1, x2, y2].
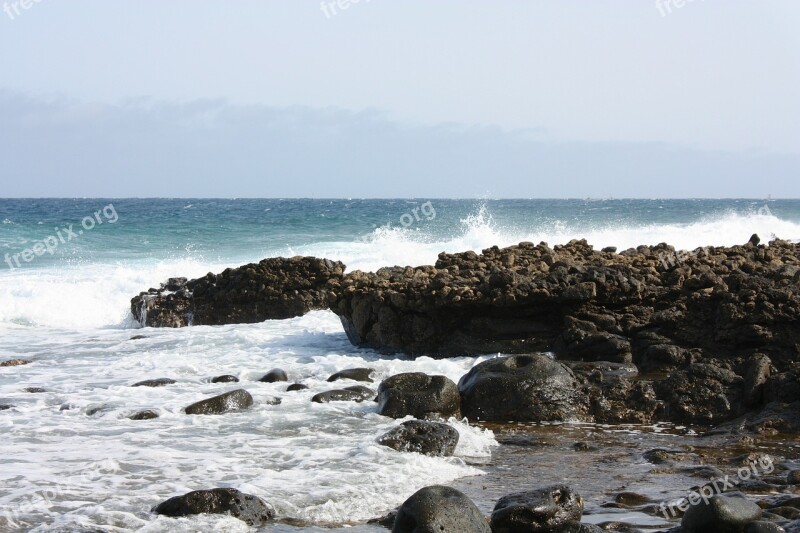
[1, 1, 798, 197]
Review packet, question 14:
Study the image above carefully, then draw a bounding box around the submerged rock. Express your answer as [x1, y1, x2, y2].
[377, 420, 459, 456]
[490, 485, 584, 533]
[132, 378, 176, 388]
[392, 485, 490, 533]
[327, 368, 375, 383]
[458, 355, 586, 422]
[153, 488, 274, 526]
[184, 389, 253, 415]
[0, 359, 31, 367]
[131, 256, 345, 327]
[129, 410, 159, 420]
[377, 373, 461, 420]
[211, 375, 239, 383]
[286, 383, 309, 391]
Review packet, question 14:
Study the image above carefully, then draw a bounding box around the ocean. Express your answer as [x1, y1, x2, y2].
[2, 198, 800, 531]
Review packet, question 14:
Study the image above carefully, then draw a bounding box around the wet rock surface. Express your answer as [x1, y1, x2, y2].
[259, 368, 288, 383]
[681, 494, 763, 532]
[392, 485, 490, 533]
[131, 256, 345, 327]
[458, 354, 586, 422]
[311, 386, 375, 403]
[0, 359, 32, 367]
[377, 420, 459, 456]
[132, 378, 176, 388]
[490, 485, 584, 533]
[153, 488, 274, 525]
[377, 372, 461, 419]
[327, 368, 375, 383]
[184, 389, 253, 415]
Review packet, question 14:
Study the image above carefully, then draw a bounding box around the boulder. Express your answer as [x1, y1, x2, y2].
[681, 494, 762, 532]
[185, 389, 253, 415]
[490, 485, 584, 533]
[327, 368, 375, 383]
[377, 420, 459, 456]
[129, 410, 159, 420]
[132, 378, 176, 388]
[259, 369, 288, 383]
[153, 488, 274, 526]
[458, 355, 586, 422]
[211, 375, 239, 383]
[392, 485, 490, 533]
[287, 383, 309, 391]
[312, 386, 374, 403]
[131, 256, 345, 327]
[377, 373, 461, 419]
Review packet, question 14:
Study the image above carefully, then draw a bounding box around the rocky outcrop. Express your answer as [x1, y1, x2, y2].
[153, 488, 274, 526]
[132, 378, 176, 388]
[458, 355, 587, 422]
[392, 485, 490, 533]
[377, 373, 461, 420]
[132, 256, 345, 327]
[377, 420, 459, 456]
[490, 485, 584, 533]
[329, 239, 800, 367]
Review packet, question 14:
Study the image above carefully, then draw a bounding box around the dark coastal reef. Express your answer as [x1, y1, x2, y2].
[131, 256, 344, 327]
[131, 238, 800, 426]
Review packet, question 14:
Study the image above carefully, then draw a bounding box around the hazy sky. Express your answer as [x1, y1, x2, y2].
[1, 1, 799, 197]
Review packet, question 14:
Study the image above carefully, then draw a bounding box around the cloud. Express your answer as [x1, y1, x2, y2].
[1, 91, 797, 198]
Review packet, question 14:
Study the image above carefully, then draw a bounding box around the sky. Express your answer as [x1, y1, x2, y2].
[0, 1, 799, 198]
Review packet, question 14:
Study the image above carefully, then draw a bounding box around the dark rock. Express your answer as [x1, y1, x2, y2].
[377, 373, 461, 420]
[311, 387, 374, 403]
[0, 359, 31, 367]
[655, 363, 744, 424]
[211, 375, 239, 383]
[392, 485, 490, 533]
[327, 368, 375, 383]
[0, 404, 13, 411]
[259, 369, 288, 383]
[86, 405, 113, 416]
[681, 494, 762, 532]
[131, 256, 345, 327]
[132, 378, 176, 388]
[744, 354, 773, 408]
[165, 277, 188, 291]
[368, 509, 398, 529]
[153, 488, 274, 526]
[490, 484, 584, 532]
[286, 383, 309, 391]
[377, 420, 459, 456]
[750, 234, 761, 246]
[458, 355, 586, 422]
[185, 389, 253, 415]
[573, 441, 597, 452]
[129, 335, 147, 340]
[129, 410, 159, 420]
[788, 470, 800, 485]
[23, 387, 46, 393]
[615, 492, 654, 507]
